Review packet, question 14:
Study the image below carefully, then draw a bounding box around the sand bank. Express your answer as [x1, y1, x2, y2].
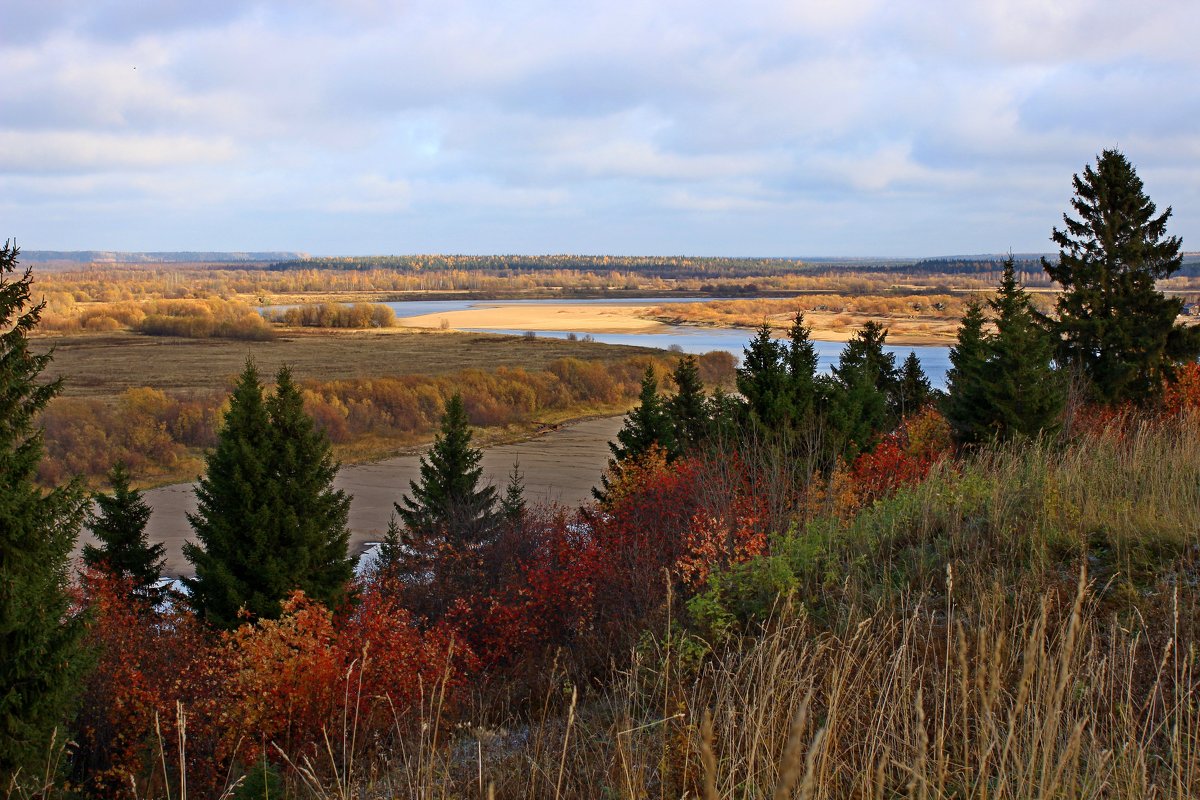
[398, 304, 666, 333]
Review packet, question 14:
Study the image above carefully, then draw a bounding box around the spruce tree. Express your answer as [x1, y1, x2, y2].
[736, 322, 789, 428]
[82, 461, 164, 603]
[1043, 148, 1200, 403]
[395, 393, 499, 606]
[785, 312, 820, 426]
[264, 367, 353, 609]
[833, 321, 900, 413]
[943, 300, 992, 446]
[896, 352, 933, 418]
[666, 354, 708, 453]
[595, 366, 675, 501]
[500, 459, 527, 523]
[185, 364, 354, 627]
[0, 241, 88, 785]
[824, 348, 889, 461]
[985, 257, 1064, 440]
[184, 362, 277, 628]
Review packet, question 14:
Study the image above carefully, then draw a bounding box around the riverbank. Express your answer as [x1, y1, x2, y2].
[396, 302, 958, 344]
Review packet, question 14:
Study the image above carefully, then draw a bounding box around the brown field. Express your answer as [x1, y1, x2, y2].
[32, 328, 659, 398]
[75, 415, 624, 576]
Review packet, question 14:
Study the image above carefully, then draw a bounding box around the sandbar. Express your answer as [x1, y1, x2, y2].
[398, 304, 666, 333]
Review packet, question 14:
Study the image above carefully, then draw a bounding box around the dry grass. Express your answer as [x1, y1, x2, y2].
[30, 329, 658, 399]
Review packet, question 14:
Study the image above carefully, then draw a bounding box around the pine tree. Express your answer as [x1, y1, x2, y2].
[666, 354, 708, 453]
[736, 322, 789, 428]
[785, 312, 820, 426]
[0, 241, 88, 785]
[896, 352, 933, 418]
[82, 461, 164, 603]
[264, 367, 353, 609]
[184, 363, 353, 628]
[943, 300, 992, 446]
[1043, 148, 1200, 403]
[595, 367, 676, 501]
[985, 257, 1064, 440]
[395, 393, 499, 610]
[184, 362, 277, 628]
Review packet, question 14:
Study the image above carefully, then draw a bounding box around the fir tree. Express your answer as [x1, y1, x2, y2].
[985, 257, 1064, 440]
[834, 321, 900, 413]
[1043, 148, 1200, 403]
[595, 366, 676, 501]
[395, 393, 498, 610]
[184, 363, 353, 628]
[943, 300, 992, 446]
[0, 241, 88, 785]
[82, 461, 164, 603]
[264, 367, 353, 609]
[736, 322, 789, 428]
[785, 312, 820, 426]
[500, 459, 527, 523]
[823, 358, 889, 461]
[896, 352, 933, 418]
[184, 362, 277, 628]
[666, 354, 708, 453]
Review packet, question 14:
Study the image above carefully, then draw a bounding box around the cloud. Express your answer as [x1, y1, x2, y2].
[1, 0, 1198, 254]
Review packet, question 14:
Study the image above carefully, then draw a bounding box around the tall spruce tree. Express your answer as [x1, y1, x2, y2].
[943, 300, 992, 446]
[264, 367, 353, 609]
[833, 321, 900, 412]
[396, 394, 499, 596]
[896, 352, 933, 418]
[184, 362, 277, 628]
[1043, 148, 1200, 403]
[736, 322, 789, 428]
[82, 462, 164, 603]
[184, 362, 353, 628]
[666, 354, 708, 453]
[0, 241, 88, 785]
[985, 257, 1064, 440]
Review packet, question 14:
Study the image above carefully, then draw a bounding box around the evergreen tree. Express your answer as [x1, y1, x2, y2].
[833, 321, 900, 412]
[82, 462, 164, 603]
[264, 367, 353, 609]
[823, 360, 889, 461]
[666, 354, 708, 453]
[595, 367, 675, 501]
[896, 352, 933, 418]
[985, 257, 1064, 440]
[184, 362, 277, 628]
[500, 459, 527, 523]
[395, 393, 499, 607]
[785, 312, 820, 426]
[0, 241, 88, 785]
[736, 322, 789, 428]
[1043, 148, 1200, 403]
[184, 363, 352, 628]
[943, 300, 992, 446]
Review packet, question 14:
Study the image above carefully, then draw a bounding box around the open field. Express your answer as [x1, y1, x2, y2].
[74, 415, 624, 576]
[32, 328, 659, 398]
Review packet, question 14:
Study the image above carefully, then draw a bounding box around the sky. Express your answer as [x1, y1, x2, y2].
[1, 0, 1198, 257]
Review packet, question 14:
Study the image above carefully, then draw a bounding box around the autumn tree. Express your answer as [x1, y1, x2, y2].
[1043, 148, 1200, 403]
[0, 241, 88, 786]
[596, 366, 677, 502]
[82, 462, 164, 604]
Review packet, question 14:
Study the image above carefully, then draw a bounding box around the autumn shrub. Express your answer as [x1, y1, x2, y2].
[273, 302, 396, 328]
